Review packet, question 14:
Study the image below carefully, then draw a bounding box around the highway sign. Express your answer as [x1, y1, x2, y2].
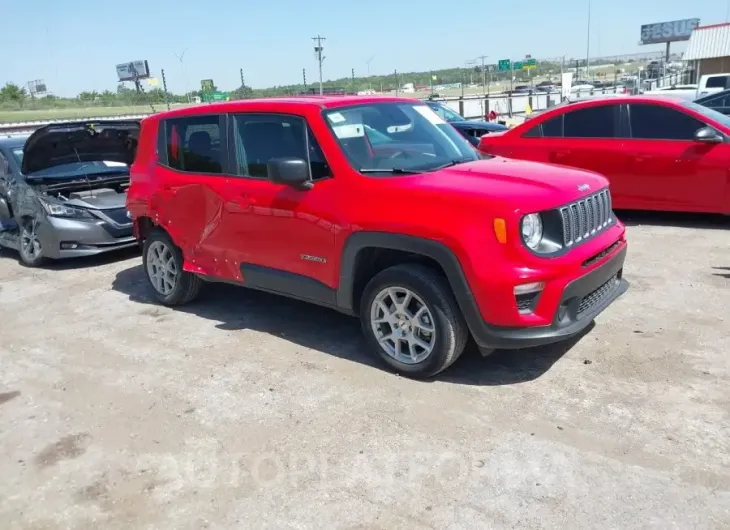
[498, 59, 511, 71]
[513, 61, 523, 71]
[523, 58, 537, 70]
[201, 91, 228, 103]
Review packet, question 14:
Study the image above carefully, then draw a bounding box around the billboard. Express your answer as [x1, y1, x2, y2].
[116, 60, 150, 82]
[640, 18, 700, 45]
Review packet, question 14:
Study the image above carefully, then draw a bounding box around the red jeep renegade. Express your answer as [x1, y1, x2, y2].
[127, 96, 628, 378]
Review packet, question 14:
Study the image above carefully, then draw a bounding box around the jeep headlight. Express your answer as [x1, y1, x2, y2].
[39, 198, 94, 219]
[521, 213, 544, 250]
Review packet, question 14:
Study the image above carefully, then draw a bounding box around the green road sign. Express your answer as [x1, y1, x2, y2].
[525, 58, 537, 66]
[200, 79, 214, 92]
[201, 91, 228, 103]
[498, 59, 511, 71]
[513, 61, 523, 71]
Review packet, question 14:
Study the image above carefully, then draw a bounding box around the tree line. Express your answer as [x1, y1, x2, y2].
[1, 60, 573, 110]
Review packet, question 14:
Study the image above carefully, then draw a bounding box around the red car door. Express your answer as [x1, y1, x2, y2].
[153, 114, 231, 265]
[215, 113, 339, 298]
[625, 102, 730, 213]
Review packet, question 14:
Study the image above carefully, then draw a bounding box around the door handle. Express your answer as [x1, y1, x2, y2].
[632, 155, 653, 164]
[549, 150, 571, 162]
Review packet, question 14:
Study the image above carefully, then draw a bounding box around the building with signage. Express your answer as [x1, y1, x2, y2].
[683, 22, 730, 77]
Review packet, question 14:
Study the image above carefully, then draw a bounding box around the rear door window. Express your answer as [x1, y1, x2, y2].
[563, 105, 617, 138]
[163, 115, 225, 174]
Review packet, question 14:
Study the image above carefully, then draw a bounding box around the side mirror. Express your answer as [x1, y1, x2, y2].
[694, 126, 723, 144]
[267, 157, 313, 189]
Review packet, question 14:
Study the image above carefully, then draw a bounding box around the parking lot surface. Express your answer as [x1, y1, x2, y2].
[1, 213, 729, 529]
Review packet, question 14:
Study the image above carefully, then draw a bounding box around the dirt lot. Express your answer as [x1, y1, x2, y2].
[1, 212, 729, 529]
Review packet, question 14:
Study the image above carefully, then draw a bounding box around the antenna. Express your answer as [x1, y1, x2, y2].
[312, 35, 326, 95]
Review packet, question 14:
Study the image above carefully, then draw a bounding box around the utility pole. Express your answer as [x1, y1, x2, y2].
[161, 69, 170, 111]
[312, 35, 326, 95]
[239, 68, 246, 98]
[302, 69, 307, 92]
[475, 55, 489, 94]
[351, 68, 355, 92]
[394, 70, 398, 96]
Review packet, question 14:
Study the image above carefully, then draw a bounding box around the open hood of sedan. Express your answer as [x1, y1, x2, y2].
[21, 120, 140, 175]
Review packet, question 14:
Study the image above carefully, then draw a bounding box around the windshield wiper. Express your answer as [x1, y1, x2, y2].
[426, 158, 475, 171]
[359, 167, 426, 174]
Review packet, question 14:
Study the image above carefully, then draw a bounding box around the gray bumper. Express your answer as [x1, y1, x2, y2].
[37, 215, 137, 259]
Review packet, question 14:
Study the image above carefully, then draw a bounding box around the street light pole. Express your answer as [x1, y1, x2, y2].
[365, 55, 374, 90]
[586, 0, 592, 82]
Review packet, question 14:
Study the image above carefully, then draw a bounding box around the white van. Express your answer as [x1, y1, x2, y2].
[697, 74, 730, 98]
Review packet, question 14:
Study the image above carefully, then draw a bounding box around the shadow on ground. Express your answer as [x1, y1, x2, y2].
[112, 264, 591, 386]
[713, 267, 730, 280]
[617, 210, 729, 230]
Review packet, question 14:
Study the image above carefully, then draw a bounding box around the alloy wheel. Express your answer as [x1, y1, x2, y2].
[20, 219, 42, 260]
[370, 286, 436, 364]
[146, 240, 178, 296]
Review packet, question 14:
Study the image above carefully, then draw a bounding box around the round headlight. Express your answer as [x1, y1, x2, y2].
[521, 213, 544, 250]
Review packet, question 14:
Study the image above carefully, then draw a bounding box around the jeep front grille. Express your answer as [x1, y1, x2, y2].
[560, 189, 613, 247]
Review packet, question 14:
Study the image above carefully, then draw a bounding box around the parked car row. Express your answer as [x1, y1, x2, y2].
[1, 96, 629, 379]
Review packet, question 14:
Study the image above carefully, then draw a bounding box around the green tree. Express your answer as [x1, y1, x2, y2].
[0, 82, 27, 103]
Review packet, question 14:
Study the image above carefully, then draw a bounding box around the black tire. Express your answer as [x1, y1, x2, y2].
[142, 228, 203, 306]
[359, 263, 469, 378]
[17, 217, 46, 268]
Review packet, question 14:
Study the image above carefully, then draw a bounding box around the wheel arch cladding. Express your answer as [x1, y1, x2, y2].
[337, 232, 480, 323]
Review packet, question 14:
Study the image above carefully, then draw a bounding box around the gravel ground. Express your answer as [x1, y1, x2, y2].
[1, 212, 729, 530]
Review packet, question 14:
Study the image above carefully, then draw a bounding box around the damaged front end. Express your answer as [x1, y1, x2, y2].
[0, 120, 141, 261]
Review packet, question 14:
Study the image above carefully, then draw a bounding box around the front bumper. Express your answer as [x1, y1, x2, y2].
[469, 243, 628, 350]
[37, 214, 137, 259]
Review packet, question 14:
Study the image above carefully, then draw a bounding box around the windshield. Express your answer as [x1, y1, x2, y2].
[682, 100, 730, 130]
[323, 102, 479, 175]
[26, 160, 129, 179]
[427, 102, 464, 122]
[11, 148, 23, 165]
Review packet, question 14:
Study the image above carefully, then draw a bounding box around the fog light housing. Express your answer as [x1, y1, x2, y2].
[514, 281, 544, 314]
[60, 242, 79, 249]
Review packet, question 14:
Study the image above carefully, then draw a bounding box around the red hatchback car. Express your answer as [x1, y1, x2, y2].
[478, 95, 730, 214]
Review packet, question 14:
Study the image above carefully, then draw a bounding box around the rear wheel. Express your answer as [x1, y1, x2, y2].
[142, 228, 202, 306]
[360, 264, 468, 378]
[18, 217, 45, 267]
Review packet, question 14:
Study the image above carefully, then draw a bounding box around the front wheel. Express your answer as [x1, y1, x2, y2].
[142, 228, 203, 306]
[18, 217, 45, 267]
[360, 264, 469, 378]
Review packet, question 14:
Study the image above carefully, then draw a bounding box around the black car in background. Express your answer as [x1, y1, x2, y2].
[695, 89, 730, 116]
[425, 101, 508, 146]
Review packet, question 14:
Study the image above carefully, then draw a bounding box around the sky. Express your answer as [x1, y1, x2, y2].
[3, 0, 729, 97]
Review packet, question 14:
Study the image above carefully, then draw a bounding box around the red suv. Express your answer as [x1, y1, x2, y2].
[127, 96, 628, 378]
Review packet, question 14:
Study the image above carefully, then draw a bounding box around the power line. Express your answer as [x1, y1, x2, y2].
[311, 35, 326, 95]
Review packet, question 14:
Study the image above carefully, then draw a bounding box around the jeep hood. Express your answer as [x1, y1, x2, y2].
[21, 120, 140, 175]
[418, 157, 608, 212]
